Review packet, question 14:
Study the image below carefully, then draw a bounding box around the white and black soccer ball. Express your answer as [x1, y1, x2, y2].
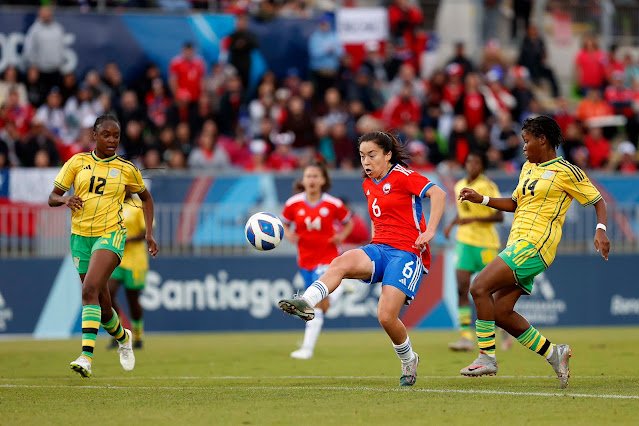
[244, 212, 284, 251]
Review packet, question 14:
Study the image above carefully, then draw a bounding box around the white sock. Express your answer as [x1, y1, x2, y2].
[545, 344, 555, 360]
[393, 337, 415, 363]
[302, 281, 329, 308]
[301, 309, 324, 352]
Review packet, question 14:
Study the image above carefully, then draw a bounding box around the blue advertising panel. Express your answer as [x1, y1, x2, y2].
[0, 254, 637, 337]
[140, 257, 381, 331]
[0, 259, 63, 334]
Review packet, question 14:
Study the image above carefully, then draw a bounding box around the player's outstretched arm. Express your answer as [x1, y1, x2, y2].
[593, 198, 610, 261]
[458, 187, 516, 213]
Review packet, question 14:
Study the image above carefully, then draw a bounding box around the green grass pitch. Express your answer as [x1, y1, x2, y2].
[1, 327, 638, 425]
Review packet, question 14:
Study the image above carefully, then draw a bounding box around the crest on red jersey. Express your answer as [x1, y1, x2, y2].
[383, 183, 391, 194]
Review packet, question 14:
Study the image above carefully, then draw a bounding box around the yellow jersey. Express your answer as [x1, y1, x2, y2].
[509, 157, 601, 266]
[454, 174, 501, 249]
[119, 201, 148, 271]
[54, 151, 146, 237]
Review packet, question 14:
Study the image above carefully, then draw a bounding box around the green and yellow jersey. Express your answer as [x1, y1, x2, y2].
[119, 201, 148, 271]
[54, 151, 146, 237]
[454, 174, 501, 249]
[508, 157, 601, 266]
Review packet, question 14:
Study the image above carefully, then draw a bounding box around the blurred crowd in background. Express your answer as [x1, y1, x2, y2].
[2, 0, 639, 174]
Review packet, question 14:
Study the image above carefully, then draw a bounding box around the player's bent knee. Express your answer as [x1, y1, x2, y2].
[469, 282, 489, 299]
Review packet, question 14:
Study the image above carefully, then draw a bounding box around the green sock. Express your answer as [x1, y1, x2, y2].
[517, 326, 554, 358]
[131, 319, 144, 342]
[475, 319, 496, 356]
[81, 305, 101, 359]
[459, 306, 473, 340]
[101, 308, 127, 343]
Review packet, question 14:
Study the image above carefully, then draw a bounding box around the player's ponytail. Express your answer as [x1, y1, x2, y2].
[522, 115, 563, 149]
[358, 131, 409, 167]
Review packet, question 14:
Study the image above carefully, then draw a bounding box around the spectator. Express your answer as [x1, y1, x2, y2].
[281, 95, 316, 152]
[248, 82, 277, 137]
[561, 121, 585, 165]
[382, 83, 421, 129]
[216, 75, 244, 136]
[308, 15, 344, 99]
[406, 140, 434, 172]
[388, 0, 424, 71]
[190, 93, 216, 136]
[347, 69, 385, 114]
[145, 78, 172, 130]
[605, 44, 625, 85]
[490, 111, 521, 163]
[472, 122, 492, 156]
[117, 90, 146, 131]
[23, 5, 66, 96]
[448, 115, 475, 167]
[518, 24, 560, 97]
[167, 148, 188, 170]
[226, 14, 258, 93]
[245, 138, 269, 171]
[575, 88, 613, 124]
[614, 140, 638, 174]
[575, 35, 607, 96]
[423, 126, 445, 165]
[0, 87, 34, 139]
[175, 122, 193, 158]
[389, 63, 426, 103]
[552, 97, 576, 135]
[266, 132, 299, 171]
[34, 87, 71, 144]
[360, 41, 389, 88]
[24, 66, 46, 108]
[120, 120, 146, 160]
[142, 147, 162, 170]
[447, 41, 475, 78]
[59, 72, 78, 104]
[167, 88, 196, 128]
[33, 148, 51, 168]
[15, 118, 59, 167]
[442, 63, 465, 109]
[169, 41, 206, 104]
[319, 88, 348, 128]
[455, 72, 489, 131]
[188, 132, 231, 169]
[481, 70, 516, 117]
[330, 122, 356, 170]
[84, 69, 110, 100]
[101, 62, 126, 108]
[509, 66, 535, 123]
[583, 125, 610, 169]
[64, 83, 105, 140]
[0, 66, 28, 107]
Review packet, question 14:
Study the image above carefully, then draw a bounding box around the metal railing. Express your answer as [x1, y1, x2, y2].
[1, 201, 637, 258]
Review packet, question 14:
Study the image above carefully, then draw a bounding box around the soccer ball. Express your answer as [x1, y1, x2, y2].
[244, 212, 284, 251]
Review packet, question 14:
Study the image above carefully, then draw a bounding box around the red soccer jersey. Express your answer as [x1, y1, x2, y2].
[282, 193, 351, 270]
[362, 164, 434, 270]
[169, 55, 206, 101]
